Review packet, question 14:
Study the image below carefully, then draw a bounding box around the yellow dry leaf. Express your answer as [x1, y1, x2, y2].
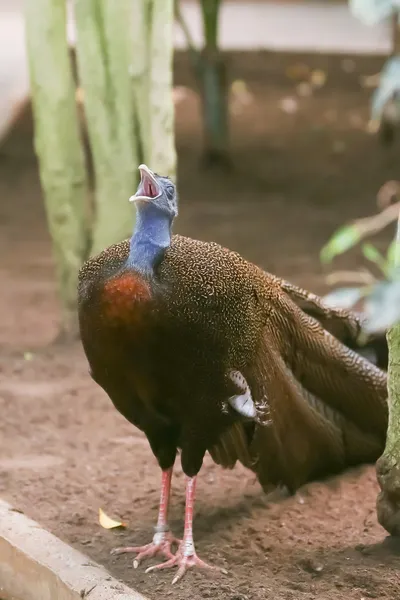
[98, 508, 126, 529]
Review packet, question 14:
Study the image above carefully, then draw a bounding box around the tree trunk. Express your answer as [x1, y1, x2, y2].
[130, 0, 176, 177]
[24, 0, 89, 340]
[130, 0, 151, 164]
[198, 0, 230, 168]
[73, 0, 139, 256]
[197, 49, 230, 168]
[376, 213, 400, 535]
[147, 0, 177, 177]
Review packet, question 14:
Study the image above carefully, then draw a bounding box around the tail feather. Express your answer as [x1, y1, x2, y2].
[208, 421, 254, 470]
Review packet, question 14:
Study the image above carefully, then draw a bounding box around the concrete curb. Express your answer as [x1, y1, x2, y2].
[0, 500, 148, 600]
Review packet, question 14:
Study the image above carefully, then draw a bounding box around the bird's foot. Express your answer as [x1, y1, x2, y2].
[111, 528, 181, 568]
[145, 541, 227, 584]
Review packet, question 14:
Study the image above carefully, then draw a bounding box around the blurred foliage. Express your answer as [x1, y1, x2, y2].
[350, 0, 400, 25]
[371, 57, 400, 127]
[350, 3, 400, 137]
[320, 184, 400, 334]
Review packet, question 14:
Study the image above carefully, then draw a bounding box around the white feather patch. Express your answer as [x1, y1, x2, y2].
[227, 370, 256, 418]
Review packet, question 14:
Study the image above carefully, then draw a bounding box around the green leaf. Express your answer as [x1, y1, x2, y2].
[320, 225, 362, 264]
[362, 243, 384, 264]
[361, 243, 387, 274]
[322, 287, 364, 310]
[387, 239, 396, 266]
[386, 239, 398, 277]
[385, 235, 400, 280]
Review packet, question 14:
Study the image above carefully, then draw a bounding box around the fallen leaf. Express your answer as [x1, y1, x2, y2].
[98, 508, 126, 530]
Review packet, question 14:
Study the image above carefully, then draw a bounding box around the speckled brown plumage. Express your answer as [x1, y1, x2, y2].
[78, 234, 388, 494]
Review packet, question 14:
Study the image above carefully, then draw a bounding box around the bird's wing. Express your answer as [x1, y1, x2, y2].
[270, 275, 362, 343]
[244, 314, 385, 493]
[271, 275, 388, 369]
[259, 283, 388, 437]
[209, 268, 387, 490]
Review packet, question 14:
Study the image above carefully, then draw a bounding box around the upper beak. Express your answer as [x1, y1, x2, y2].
[129, 164, 160, 203]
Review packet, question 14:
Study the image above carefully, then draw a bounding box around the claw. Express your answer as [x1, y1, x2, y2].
[110, 531, 181, 567]
[145, 543, 227, 584]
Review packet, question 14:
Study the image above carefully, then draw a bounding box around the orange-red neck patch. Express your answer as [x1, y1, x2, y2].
[102, 272, 152, 323]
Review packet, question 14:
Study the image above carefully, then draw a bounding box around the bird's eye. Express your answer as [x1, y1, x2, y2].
[165, 185, 175, 199]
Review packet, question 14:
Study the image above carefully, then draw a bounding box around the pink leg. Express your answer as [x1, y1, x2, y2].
[146, 476, 228, 584]
[111, 467, 180, 567]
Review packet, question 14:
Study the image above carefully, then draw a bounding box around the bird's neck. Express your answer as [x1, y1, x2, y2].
[127, 203, 172, 274]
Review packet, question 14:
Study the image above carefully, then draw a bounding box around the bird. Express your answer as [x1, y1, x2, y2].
[78, 164, 388, 584]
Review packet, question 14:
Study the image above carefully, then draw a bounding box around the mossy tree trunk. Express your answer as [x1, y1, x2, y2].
[74, 0, 176, 256]
[146, 0, 177, 177]
[198, 0, 230, 168]
[73, 0, 139, 256]
[132, 0, 176, 176]
[24, 0, 176, 342]
[376, 213, 400, 535]
[24, 0, 89, 340]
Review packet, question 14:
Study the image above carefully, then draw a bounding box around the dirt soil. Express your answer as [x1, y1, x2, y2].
[1, 52, 400, 600]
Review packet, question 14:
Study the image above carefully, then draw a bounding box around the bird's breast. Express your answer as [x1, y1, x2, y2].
[100, 271, 153, 326]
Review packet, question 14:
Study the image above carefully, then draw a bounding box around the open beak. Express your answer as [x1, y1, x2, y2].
[129, 164, 161, 203]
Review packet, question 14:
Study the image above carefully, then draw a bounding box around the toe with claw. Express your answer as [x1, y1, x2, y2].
[145, 541, 228, 584]
[111, 528, 181, 568]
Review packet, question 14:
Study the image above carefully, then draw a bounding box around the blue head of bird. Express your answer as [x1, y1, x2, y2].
[130, 164, 178, 219]
[128, 164, 178, 272]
